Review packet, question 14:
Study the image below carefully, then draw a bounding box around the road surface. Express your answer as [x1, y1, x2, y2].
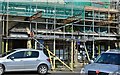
[4, 71, 80, 75]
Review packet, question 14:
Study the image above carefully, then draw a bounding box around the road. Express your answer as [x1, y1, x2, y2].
[3, 63, 82, 75]
[4, 71, 80, 75]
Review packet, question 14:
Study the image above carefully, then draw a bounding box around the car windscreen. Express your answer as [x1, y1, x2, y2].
[95, 53, 120, 65]
[0, 50, 16, 57]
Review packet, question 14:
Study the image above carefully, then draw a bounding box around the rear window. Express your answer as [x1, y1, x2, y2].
[25, 51, 39, 58]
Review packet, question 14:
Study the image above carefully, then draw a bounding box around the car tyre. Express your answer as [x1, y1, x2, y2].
[0, 65, 4, 75]
[38, 64, 48, 75]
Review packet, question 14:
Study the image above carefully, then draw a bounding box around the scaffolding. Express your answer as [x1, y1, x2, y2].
[0, 0, 119, 71]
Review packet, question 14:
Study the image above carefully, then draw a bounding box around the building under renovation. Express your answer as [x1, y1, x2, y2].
[0, 0, 119, 70]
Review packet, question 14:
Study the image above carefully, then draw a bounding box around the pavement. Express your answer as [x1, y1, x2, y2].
[3, 63, 85, 75]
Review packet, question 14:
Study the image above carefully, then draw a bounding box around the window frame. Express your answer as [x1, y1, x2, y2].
[7, 51, 26, 59]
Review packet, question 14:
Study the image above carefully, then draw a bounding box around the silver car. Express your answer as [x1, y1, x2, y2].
[0, 49, 51, 75]
[80, 49, 120, 75]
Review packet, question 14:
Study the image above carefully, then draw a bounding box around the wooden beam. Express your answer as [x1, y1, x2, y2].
[29, 11, 42, 21]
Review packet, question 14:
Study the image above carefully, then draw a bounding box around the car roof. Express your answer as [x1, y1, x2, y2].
[14, 48, 43, 52]
[105, 49, 120, 54]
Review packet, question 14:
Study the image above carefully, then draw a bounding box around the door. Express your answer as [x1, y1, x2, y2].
[5, 51, 25, 71]
[23, 51, 40, 70]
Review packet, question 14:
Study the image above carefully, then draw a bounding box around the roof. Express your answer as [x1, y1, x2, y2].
[14, 48, 43, 52]
[105, 49, 120, 54]
[0, 1, 111, 19]
[85, 6, 119, 13]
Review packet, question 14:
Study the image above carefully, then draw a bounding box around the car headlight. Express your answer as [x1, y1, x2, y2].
[80, 68, 85, 73]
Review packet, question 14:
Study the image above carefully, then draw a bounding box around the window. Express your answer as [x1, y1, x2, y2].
[95, 53, 120, 65]
[8, 51, 25, 59]
[25, 51, 39, 58]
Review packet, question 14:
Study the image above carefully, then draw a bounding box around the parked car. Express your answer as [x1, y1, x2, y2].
[0, 49, 51, 75]
[80, 49, 120, 75]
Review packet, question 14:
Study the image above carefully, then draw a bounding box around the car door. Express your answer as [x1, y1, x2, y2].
[23, 51, 40, 70]
[4, 51, 25, 71]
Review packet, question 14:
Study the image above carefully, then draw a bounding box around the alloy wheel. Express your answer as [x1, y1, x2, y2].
[38, 65, 48, 75]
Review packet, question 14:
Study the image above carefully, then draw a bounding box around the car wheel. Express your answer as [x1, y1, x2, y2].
[38, 64, 48, 75]
[0, 65, 4, 75]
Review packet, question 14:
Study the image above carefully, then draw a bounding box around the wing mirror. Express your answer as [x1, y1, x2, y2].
[89, 58, 96, 64]
[89, 60, 94, 64]
[10, 57, 14, 60]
